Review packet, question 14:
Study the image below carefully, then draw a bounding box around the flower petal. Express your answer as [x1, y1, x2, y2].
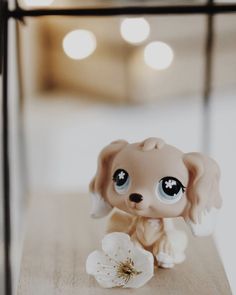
[86, 250, 123, 288]
[124, 247, 154, 288]
[102, 232, 134, 262]
[86, 250, 116, 275]
[94, 275, 122, 288]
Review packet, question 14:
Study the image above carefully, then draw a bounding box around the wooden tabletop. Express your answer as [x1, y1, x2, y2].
[17, 193, 232, 295]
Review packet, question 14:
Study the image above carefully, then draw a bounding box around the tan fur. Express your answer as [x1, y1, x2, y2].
[183, 153, 222, 223]
[89, 140, 128, 202]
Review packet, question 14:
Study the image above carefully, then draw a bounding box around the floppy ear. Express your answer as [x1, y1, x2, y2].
[183, 153, 222, 237]
[89, 140, 128, 218]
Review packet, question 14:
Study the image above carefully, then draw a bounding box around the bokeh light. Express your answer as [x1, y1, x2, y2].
[144, 41, 174, 70]
[23, 0, 54, 6]
[120, 18, 150, 45]
[62, 30, 97, 60]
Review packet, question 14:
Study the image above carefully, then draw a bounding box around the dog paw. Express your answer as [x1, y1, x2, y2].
[156, 251, 174, 269]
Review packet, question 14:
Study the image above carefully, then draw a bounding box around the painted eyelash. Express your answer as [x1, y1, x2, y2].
[159, 176, 186, 192]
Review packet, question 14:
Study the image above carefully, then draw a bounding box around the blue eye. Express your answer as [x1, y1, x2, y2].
[113, 169, 130, 195]
[156, 176, 185, 204]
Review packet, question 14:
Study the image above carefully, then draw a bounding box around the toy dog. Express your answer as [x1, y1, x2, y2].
[89, 138, 222, 268]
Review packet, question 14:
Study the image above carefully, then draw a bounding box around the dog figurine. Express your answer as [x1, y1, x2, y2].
[89, 138, 222, 268]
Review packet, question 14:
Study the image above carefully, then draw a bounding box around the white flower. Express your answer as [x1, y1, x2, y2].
[165, 179, 176, 189]
[86, 232, 154, 288]
[118, 171, 125, 179]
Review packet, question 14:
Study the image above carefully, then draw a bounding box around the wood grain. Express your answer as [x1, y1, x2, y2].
[17, 194, 232, 295]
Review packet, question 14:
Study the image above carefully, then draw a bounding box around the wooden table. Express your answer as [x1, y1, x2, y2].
[18, 194, 232, 295]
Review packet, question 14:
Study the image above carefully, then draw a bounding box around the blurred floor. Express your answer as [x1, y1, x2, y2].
[18, 193, 231, 295]
[24, 89, 236, 293]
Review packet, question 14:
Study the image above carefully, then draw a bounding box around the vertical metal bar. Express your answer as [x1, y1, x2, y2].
[203, 0, 214, 153]
[2, 0, 12, 294]
[0, 0, 3, 75]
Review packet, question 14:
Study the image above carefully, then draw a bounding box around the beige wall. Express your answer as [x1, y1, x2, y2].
[19, 13, 236, 103]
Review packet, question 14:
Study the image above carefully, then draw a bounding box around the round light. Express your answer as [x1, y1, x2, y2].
[144, 41, 174, 70]
[120, 18, 150, 45]
[62, 30, 96, 60]
[23, 0, 54, 6]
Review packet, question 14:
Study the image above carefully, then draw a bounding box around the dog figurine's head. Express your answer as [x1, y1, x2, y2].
[89, 138, 222, 237]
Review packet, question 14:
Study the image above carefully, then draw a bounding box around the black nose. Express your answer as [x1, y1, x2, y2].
[129, 193, 143, 203]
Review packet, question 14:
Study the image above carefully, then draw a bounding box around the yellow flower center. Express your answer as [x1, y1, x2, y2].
[116, 258, 142, 284]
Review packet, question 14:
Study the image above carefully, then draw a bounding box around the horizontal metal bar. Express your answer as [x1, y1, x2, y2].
[7, 4, 236, 19]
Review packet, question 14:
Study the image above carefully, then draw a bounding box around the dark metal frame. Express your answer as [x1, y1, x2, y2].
[6, 3, 236, 17]
[1, 1, 236, 294]
[1, 1, 12, 295]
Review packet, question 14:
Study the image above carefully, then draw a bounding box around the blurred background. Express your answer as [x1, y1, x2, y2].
[6, 0, 236, 293]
